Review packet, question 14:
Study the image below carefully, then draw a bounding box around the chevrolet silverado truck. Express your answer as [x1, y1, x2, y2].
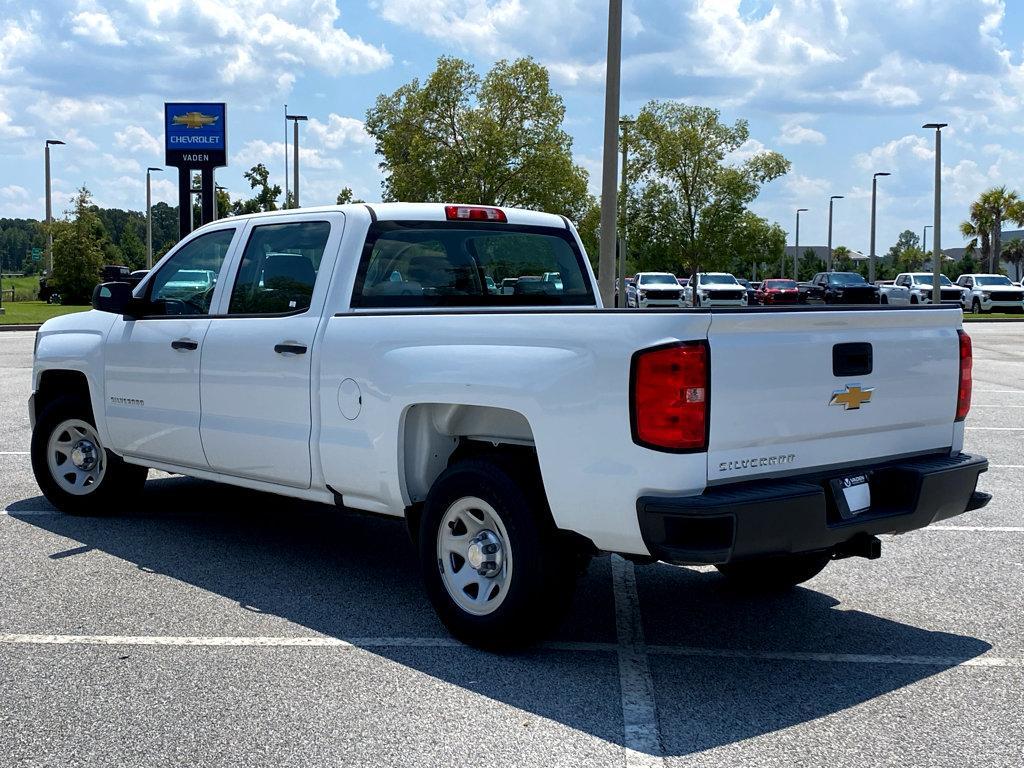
[29, 203, 990, 647]
[895, 273, 966, 306]
[955, 273, 1024, 314]
[683, 272, 747, 307]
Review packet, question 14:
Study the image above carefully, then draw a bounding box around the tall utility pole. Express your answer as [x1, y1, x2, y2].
[44, 139, 65, 274]
[923, 123, 947, 303]
[145, 167, 162, 269]
[922, 224, 932, 255]
[598, 0, 623, 307]
[869, 172, 890, 284]
[794, 208, 808, 279]
[617, 118, 635, 307]
[286, 114, 308, 208]
[284, 104, 289, 208]
[827, 195, 843, 271]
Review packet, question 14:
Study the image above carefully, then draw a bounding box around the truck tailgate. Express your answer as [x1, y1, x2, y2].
[706, 308, 961, 484]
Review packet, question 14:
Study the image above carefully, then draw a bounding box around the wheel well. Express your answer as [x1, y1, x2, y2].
[401, 403, 536, 508]
[35, 370, 92, 420]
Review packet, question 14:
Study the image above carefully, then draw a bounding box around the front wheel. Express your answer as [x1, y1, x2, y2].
[31, 395, 147, 514]
[880, 294, 889, 305]
[972, 298, 983, 314]
[715, 552, 831, 591]
[419, 457, 574, 648]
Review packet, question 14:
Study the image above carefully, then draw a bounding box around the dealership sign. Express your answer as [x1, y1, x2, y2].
[164, 102, 226, 167]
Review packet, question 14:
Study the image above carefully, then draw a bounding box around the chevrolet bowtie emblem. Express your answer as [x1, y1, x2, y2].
[830, 384, 874, 410]
[172, 111, 218, 129]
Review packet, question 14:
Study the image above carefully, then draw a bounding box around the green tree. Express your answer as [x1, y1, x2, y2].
[119, 223, 146, 270]
[627, 101, 790, 275]
[960, 201, 993, 269]
[232, 164, 281, 215]
[49, 187, 106, 304]
[336, 187, 365, 205]
[832, 245, 853, 272]
[728, 211, 786, 279]
[886, 229, 920, 261]
[1003, 237, 1024, 281]
[978, 186, 1021, 273]
[799, 248, 822, 281]
[365, 56, 592, 219]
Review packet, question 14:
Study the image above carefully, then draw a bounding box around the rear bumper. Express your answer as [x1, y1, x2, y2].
[636, 452, 989, 565]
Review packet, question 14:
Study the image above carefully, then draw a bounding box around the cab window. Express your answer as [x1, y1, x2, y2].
[145, 228, 236, 315]
[228, 221, 331, 315]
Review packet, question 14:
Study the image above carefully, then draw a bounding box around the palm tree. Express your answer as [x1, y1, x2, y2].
[978, 186, 1021, 272]
[1004, 238, 1024, 282]
[960, 201, 993, 270]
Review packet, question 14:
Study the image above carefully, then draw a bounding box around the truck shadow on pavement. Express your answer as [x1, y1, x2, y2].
[9, 475, 993, 760]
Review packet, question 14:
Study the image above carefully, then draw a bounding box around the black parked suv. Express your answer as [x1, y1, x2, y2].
[801, 272, 880, 305]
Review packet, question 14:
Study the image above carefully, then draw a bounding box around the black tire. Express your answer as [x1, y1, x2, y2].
[419, 456, 574, 648]
[972, 298, 983, 314]
[715, 552, 831, 591]
[880, 294, 889, 305]
[31, 395, 147, 515]
[910, 294, 918, 305]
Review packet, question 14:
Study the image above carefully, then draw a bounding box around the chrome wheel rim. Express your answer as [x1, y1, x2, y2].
[436, 496, 513, 616]
[47, 419, 106, 496]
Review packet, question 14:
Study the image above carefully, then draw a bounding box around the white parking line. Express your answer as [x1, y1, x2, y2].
[0, 451, 29, 455]
[973, 389, 1024, 394]
[965, 426, 1024, 430]
[927, 526, 1024, 532]
[610, 554, 665, 768]
[0, 634, 1018, 670]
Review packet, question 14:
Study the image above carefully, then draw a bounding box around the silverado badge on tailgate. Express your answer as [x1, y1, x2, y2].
[830, 384, 874, 410]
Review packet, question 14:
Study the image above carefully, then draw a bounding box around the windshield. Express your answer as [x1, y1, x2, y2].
[701, 274, 738, 285]
[829, 273, 868, 286]
[639, 274, 679, 285]
[912, 274, 953, 286]
[974, 276, 1013, 286]
[764, 279, 797, 289]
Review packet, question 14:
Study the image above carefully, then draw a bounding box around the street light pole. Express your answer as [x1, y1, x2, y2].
[922, 224, 932, 256]
[145, 167, 162, 269]
[617, 118, 634, 307]
[284, 104, 289, 209]
[598, 0, 623, 307]
[794, 208, 808, 280]
[923, 124, 947, 303]
[869, 172, 890, 284]
[286, 114, 308, 208]
[827, 195, 843, 271]
[44, 139, 65, 274]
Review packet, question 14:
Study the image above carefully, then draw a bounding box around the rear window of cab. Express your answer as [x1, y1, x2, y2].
[351, 221, 596, 308]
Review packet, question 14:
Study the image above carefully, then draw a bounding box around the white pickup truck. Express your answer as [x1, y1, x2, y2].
[29, 203, 990, 647]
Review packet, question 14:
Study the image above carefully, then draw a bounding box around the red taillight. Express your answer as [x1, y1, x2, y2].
[631, 342, 709, 451]
[444, 205, 507, 222]
[956, 329, 972, 422]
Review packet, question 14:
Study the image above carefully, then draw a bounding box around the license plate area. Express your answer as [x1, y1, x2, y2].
[829, 472, 872, 519]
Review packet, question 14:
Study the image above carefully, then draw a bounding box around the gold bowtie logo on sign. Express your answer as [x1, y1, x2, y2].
[172, 112, 218, 129]
[830, 384, 874, 410]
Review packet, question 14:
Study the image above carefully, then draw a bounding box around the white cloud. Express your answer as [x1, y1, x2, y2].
[114, 125, 162, 156]
[233, 139, 342, 171]
[69, 10, 125, 46]
[100, 153, 142, 174]
[776, 116, 826, 146]
[307, 114, 372, 150]
[854, 135, 933, 172]
[0, 185, 29, 200]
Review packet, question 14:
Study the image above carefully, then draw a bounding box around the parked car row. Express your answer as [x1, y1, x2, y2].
[618, 269, 1024, 313]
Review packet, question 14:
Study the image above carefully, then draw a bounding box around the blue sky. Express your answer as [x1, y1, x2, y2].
[2, 0, 1023, 253]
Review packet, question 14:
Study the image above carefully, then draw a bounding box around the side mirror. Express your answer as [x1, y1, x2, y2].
[91, 281, 136, 316]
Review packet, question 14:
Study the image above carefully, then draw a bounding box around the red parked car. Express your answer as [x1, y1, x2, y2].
[755, 278, 800, 305]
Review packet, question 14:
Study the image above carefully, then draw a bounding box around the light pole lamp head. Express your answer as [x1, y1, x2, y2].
[922, 123, 948, 130]
[830, 195, 844, 201]
[147, 166, 162, 172]
[873, 172, 891, 179]
[285, 114, 308, 122]
[46, 139, 65, 147]
[797, 207, 808, 213]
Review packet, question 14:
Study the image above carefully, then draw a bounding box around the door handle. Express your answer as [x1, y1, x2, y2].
[274, 343, 307, 355]
[171, 339, 199, 351]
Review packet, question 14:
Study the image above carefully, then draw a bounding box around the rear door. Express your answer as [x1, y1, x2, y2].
[199, 213, 344, 488]
[705, 308, 961, 484]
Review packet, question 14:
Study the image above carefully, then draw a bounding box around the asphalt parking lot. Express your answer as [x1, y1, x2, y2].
[0, 325, 1021, 767]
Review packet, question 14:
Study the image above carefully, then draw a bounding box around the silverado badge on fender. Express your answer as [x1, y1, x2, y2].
[830, 384, 874, 410]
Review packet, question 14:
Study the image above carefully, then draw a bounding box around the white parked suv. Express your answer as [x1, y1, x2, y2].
[893, 273, 965, 306]
[29, 203, 990, 647]
[955, 274, 1024, 314]
[627, 272, 685, 308]
[684, 272, 747, 307]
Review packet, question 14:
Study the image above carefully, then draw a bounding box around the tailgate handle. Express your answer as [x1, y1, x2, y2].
[833, 343, 872, 377]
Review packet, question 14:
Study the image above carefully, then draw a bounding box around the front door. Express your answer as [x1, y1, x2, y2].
[104, 226, 239, 467]
[199, 215, 342, 488]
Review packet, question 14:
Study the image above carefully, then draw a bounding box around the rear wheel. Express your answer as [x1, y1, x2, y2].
[31, 395, 147, 514]
[715, 552, 831, 591]
[419, 456, 575, 648]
